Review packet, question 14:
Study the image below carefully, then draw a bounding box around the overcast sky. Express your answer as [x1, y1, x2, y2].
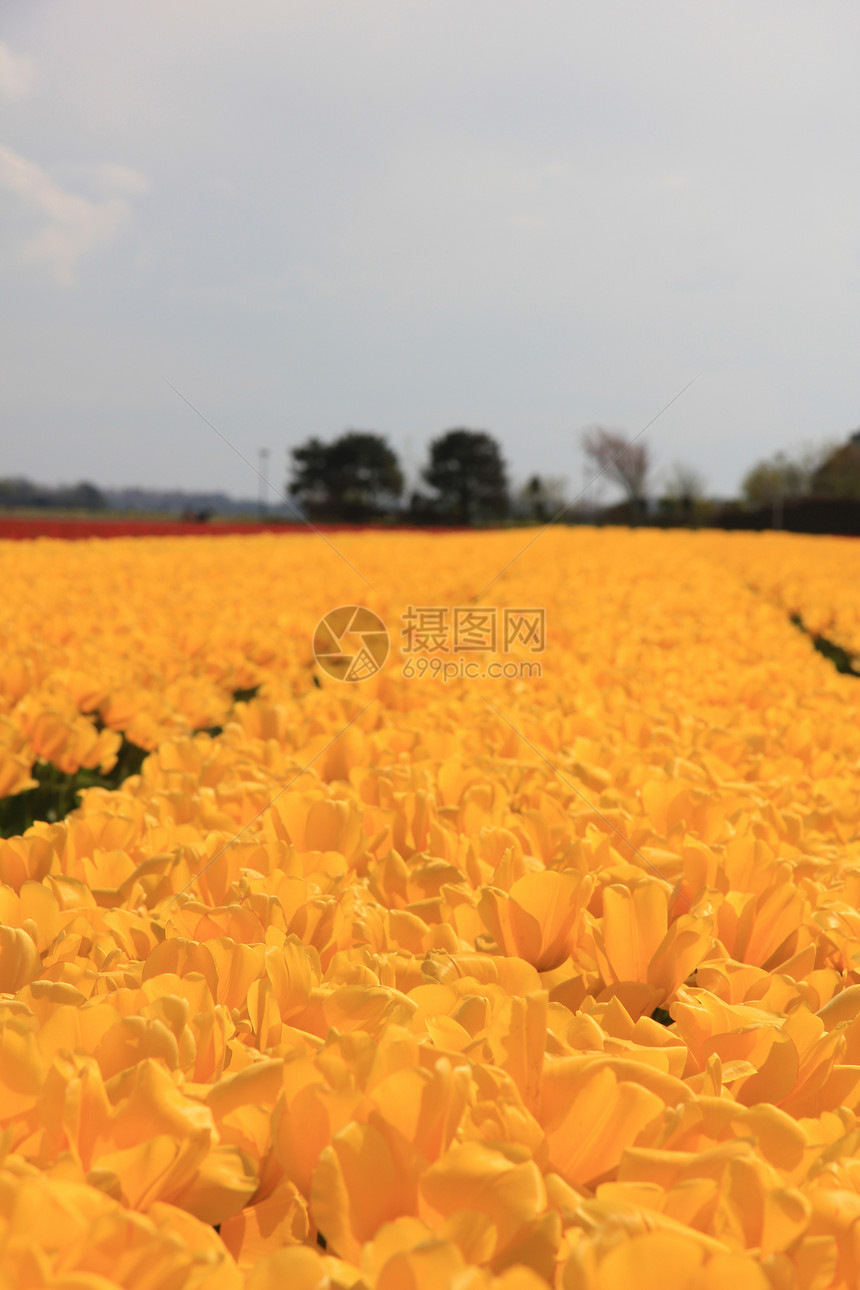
[2, 1, 858, 503]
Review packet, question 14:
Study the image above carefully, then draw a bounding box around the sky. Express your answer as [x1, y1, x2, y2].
[1, 1, 859, 505]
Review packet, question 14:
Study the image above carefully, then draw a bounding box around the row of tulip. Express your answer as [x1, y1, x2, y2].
[1, 527, 859, 1287]
[2, 529, 858, 801]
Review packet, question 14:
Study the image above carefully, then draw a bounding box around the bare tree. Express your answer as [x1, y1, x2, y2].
[582, 426, 650, 506]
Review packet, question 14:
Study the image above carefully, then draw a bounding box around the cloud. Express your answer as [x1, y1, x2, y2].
[0, 42, 35, 99]
[59, 161, 150, 198]
[0, 146, 146, 284]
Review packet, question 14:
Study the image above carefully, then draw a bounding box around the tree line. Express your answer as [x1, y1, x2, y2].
[3, 422, 857, 531]
[286, 423, 860, 527]
[286, 424, 666, 525]
[287, 428, 513, 524]
[0, 478, 107, 511]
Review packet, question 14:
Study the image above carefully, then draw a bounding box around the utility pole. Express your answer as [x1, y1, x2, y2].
[258, 448, 270, 519]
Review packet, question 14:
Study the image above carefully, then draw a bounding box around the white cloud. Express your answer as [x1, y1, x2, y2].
[0, 42, 35, 99]
[60, 161, 150, 197]
[0, 146, 146, 285]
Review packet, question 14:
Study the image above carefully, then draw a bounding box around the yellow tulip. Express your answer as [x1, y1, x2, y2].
[2, 527, 860, 1284]
[478, 870, 593, 972]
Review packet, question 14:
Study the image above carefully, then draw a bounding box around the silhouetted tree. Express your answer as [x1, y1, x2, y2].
[288, 431, 403, 520]
[742, 452, 807, 506]
[0, 478, 38, 508]
[62, 482, 107, 510]
[519, 474, 568, 523]
[811, 463, 860, 501]
[741, 442, 840, 506]
[0, 478, 106, 510]
[806, 435, 859, 499]
[660, 462, 707, 522]
[326, 432, 404, 519]
[422, 429, 509, 525]
[288, 438, 330, 515]
[582, 426, 650, 509]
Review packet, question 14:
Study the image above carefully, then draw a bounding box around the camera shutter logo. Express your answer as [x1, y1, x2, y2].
[313, 605, 390, 682]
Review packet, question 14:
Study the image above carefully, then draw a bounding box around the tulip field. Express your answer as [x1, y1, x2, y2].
[2, 526, 860, 1290]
